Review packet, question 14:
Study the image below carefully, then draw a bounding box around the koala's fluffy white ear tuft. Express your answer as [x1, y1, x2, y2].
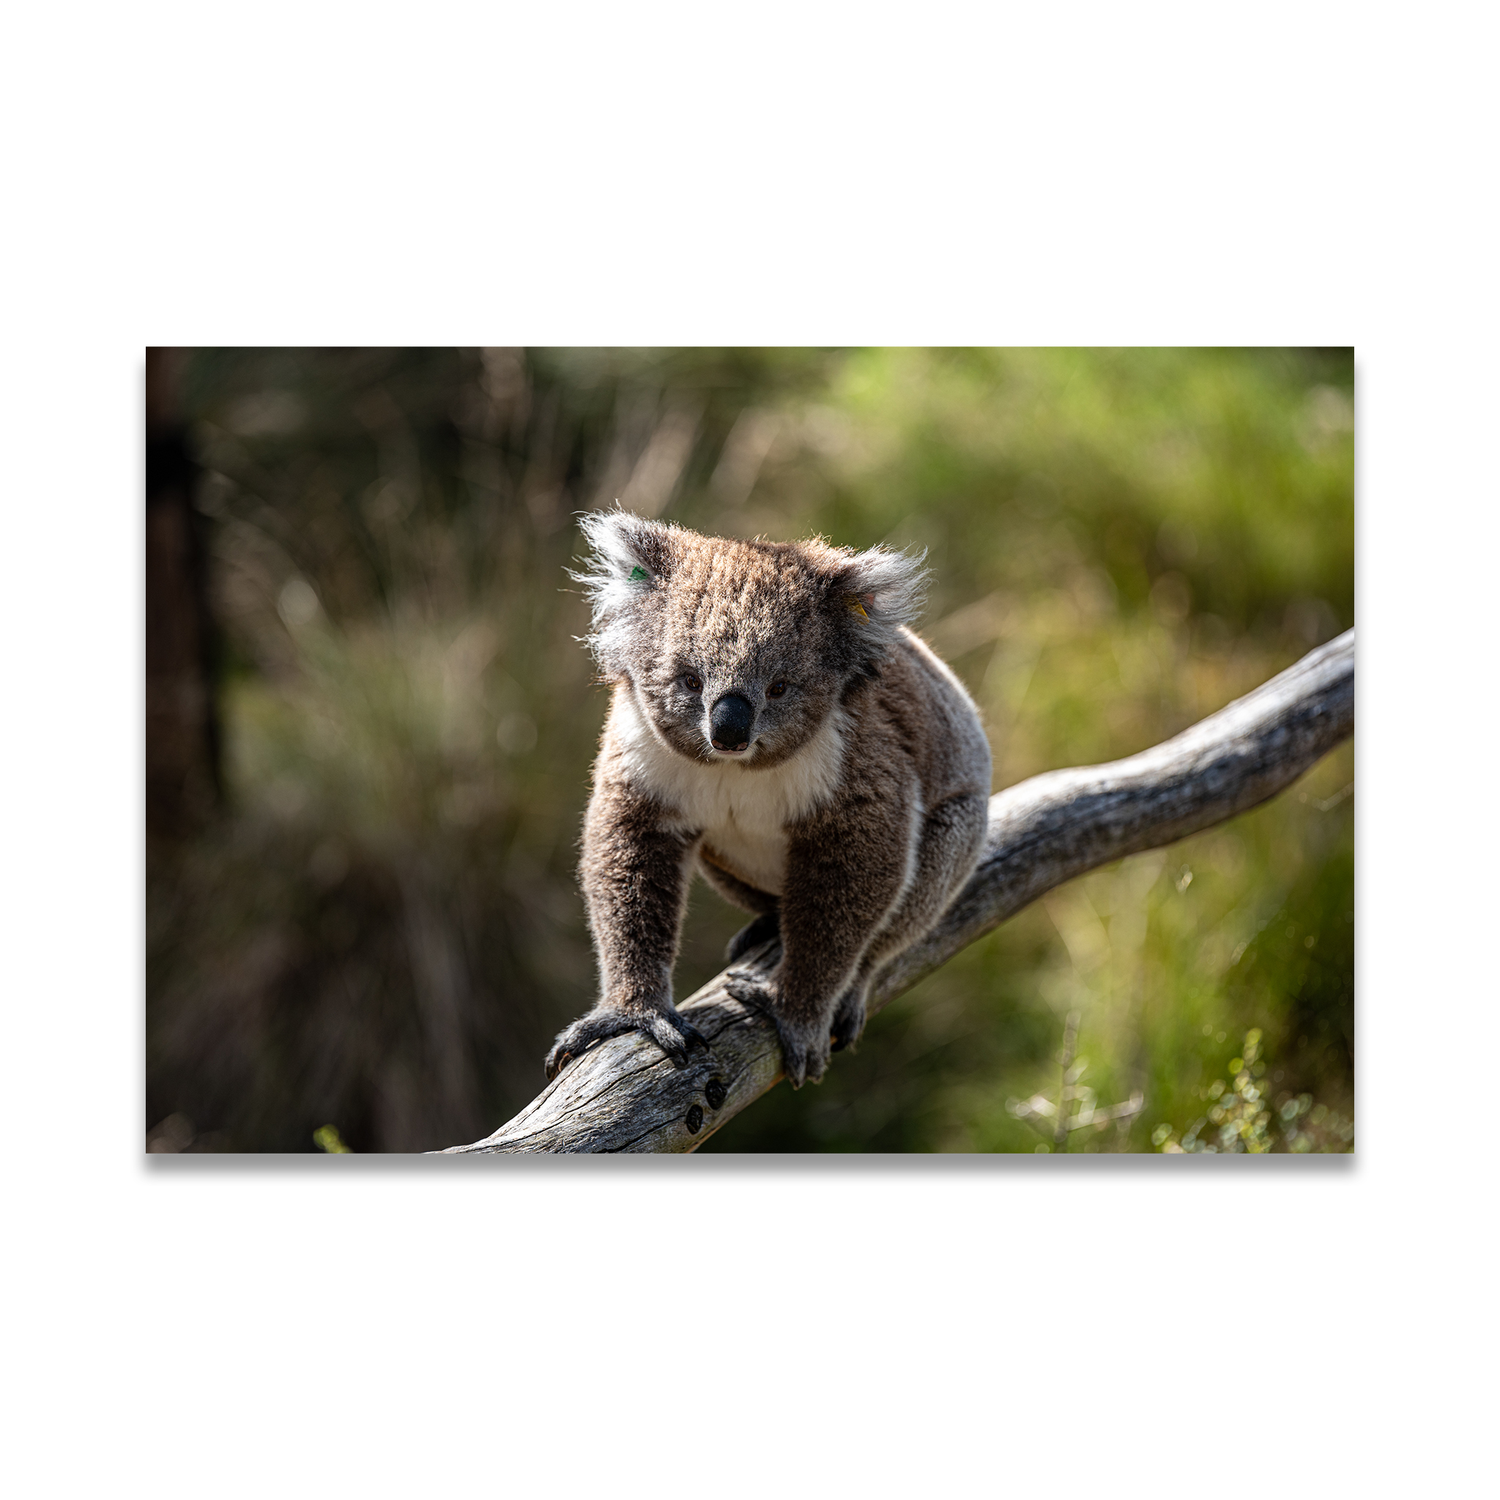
[569, 509, 677, 662]
[834, 544, 929, 647]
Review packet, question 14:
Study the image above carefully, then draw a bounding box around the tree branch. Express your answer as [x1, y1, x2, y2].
[440, 630, 1354, 1154]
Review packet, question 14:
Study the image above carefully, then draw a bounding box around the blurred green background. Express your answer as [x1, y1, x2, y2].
[145, 348, 1354, 1154]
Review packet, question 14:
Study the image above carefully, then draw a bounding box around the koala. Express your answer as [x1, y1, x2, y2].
[544, 510, 992, 1089]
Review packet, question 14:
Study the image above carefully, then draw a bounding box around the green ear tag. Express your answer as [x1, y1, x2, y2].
[630, 566, 649, 582]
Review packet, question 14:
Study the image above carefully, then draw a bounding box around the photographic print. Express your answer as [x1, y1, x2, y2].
[146, 348, 1354, 1154]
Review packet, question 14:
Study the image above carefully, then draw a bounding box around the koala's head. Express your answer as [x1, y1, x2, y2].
[571, 509, 927, 767]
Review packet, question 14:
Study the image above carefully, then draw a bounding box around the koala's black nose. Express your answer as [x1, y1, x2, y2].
[709, 693, 755, 753]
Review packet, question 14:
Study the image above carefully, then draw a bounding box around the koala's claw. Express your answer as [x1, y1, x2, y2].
[777, 1015, 834, 1089]
[829, 987, 868, 1053]
[725, 977, 833, 1089]
[544, 1006, 710, 1081]
[640, 1008, 712, 1068]
[724, 975, 774, 1016]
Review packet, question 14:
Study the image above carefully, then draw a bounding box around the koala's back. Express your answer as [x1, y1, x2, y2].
[866, 626, 993, 811]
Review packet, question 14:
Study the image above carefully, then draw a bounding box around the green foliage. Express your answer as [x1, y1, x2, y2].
[313, 1124, 351, 1154]
[148, 347, 1353, 1152]
[1150, 1027, 1354, 1154]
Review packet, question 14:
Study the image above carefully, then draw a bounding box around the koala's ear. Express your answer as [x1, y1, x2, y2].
[570, 510, 676, 623]
[830, 543, 928, 645]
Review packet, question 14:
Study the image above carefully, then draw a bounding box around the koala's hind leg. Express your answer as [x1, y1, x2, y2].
[725, 909, 780, 964]
[829, 791, 990, 1053]
[697, 850, 781, 963]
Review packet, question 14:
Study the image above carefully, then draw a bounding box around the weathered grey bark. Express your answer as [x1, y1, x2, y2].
[442, 629, 1354, 1155]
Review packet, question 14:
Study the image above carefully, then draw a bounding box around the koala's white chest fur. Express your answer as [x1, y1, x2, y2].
[609, 687, 847, 896]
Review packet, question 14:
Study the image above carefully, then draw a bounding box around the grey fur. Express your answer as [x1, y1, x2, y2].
[545, 511, 992, 1088]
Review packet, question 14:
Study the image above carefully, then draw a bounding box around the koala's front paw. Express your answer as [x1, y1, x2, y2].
[774, 1012, 836, 1089]
[544, 1003, 709, 1081]
[724, 977, 831, 1089]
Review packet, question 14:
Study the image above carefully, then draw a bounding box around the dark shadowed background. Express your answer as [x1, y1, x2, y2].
[145, 347, 1353, 1153]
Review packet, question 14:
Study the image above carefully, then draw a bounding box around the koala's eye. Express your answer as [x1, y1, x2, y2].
[767, 680, 788, 699]
[683, 674, 703, 694]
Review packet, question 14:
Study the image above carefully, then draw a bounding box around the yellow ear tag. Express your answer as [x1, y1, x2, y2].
[844, 593, 869, 619]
